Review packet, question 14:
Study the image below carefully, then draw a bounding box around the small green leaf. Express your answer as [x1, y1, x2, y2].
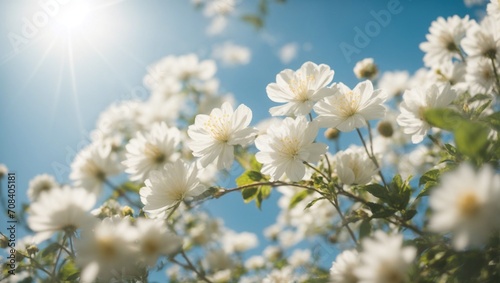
[236, 170, 264, 187]
[359, 220, 371, 239]
[455, 121, 489, 158]
[418, 169, 440, 199]
[364, 184, 389, 201]
[424, 108, 465, 131]
[241, 14, 264, 29]
[42, 242, 61, 257]
[260, 185, 272, 199]
[304, 196, 326, 210]
[403, 209, 417, 221]
[289, 190, 309, 209]
[483, 111, 500, 131]
[366, 202, 396, 218]
[242, 187, 258, 203]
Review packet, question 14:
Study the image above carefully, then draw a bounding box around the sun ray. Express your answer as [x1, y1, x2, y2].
[67, 35, 84, 131]
[92, 0, 127, 12]
[18, 37, 58, 93]
[49, 49, 67, 128]
[82, 34, 135, 90]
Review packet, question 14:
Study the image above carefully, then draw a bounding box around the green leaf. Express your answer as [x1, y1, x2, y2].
[59, 260, 78, 280]
[364, 184, 389, 201]
[403, 209, 417, 221]
[366, 202, 396, 218]
[236, 170, 264, 187]
[359, 220, 371, 239]
[242, 187, 259, 203]
[483, 111, 500, 131]
[288, 190, 309, 209]
[418, 169, 440, 199]
[42, 242, 61, 257]
[258, 0, 268, 15]
[260, 185, 272, 199]
[454, 121, 489, 158]
[241, 14, 264, 29]
[304, 196, 326, 210]
[424, 108, 465, 131]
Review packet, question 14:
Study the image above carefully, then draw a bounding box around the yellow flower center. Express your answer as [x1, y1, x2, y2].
[280, 136, 300, 158]
[336, 91, 361, 118]
[142, 239, 160, 256]
[144, 142, 166, 164]
[204, 113, 231, 142]
[97, 237, 118, 260]
[83, 160, 105, 181]
[290, 74, 315, 102]
[457, 191, 480, 217]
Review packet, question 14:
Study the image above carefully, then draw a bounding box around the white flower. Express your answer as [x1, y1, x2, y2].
[188, 102, 257, 170]
[429, 164, 500, 250]
[263, 266, 295, 283]
[204, 0, 235, 17]
[70, 142, 121, 194]
[461, 16, 500, 62]
[135, 218, 182, 266]
[255, 116, 327, 182]
[330, 250, 360, 283]
[140, 160, 206, 219]
[396, 83, 457, 144]
[92, 100, 145, 141]
[314, 80, 387, 132]
[487, 0, 500, 19]
[335, 146, 378, 186]
[27, 174, 59, 201]
[76, 217, 138, 283]
[288, 249, 311, 267]
[245, 255, 266, 270]
[465, 57, 499, 95]
[213, 41, 251, 66]
[204, 249, 234, 272]
[266, 61, 334, 116]
[355, 231, 416, 283]
[419, 15, 472, 67]
[0, 163, 8, 179]
[430, 60, 466, 86]
[378, 71, 410, 98]
[123, 122, 181, 182]
[28, 186, 96, 242]
[222, 231, 258, 253]
[353, 58, 378, 80]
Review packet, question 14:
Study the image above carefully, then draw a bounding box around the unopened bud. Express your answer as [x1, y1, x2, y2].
[377, 121, 394, 138]
[121, 206, 135, 217]
[353, 58, 378, 80]
[0, 234, 8, 248]
[324, 128, 340, 140]
[27, 244, 39, 256]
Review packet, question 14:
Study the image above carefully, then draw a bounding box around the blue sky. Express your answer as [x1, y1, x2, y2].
[0, 0, 484, 278]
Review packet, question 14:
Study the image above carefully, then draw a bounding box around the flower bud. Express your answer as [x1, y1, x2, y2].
[324, 128, 340, 140]
[27, 244, 39, 256]
[353, 58, 378, 80]
[121, 206, 135, 217]
[377, 121, 394, 138]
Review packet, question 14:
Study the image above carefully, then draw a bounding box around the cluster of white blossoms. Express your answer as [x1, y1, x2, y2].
[5, 1, 500, 282]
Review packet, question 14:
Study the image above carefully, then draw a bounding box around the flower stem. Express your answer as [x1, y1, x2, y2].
[490, 57, 500, 96]
[356, 128, 388, 187]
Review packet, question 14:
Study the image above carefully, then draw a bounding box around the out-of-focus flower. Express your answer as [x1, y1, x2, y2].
[27, 174, 59, 201]
[397, 83, 457, 144]
[465, 57, 499, 95]
[188, 102, 257, 169]
[355, 231, 416, 283]
[123, 122, 181, 182]
[28, 186, 96, 242]
[222, 231, 258, 253]
[267, 61, 334, 116]
[135, 218, 182, 266]
[140, 160, 206, 219]
[429, 164, 500, 250]
[419, 15, 472, 67]
[378, 71, 409, 98]
[70, 142, 121, 194]
[330, 250, 360, 283]
[353, 58, 378, 80]
[255, 116, 327, 182]
[279, 42, 299, 64]
[335, 146, 378, 186]
[314, 80, 387, 132]
[462, 16, 500, 62]
[76, 217, 138, 283]
[213, 41, 251, 66]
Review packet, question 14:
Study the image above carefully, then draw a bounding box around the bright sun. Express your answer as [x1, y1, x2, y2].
[57, 1, 91, 30]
